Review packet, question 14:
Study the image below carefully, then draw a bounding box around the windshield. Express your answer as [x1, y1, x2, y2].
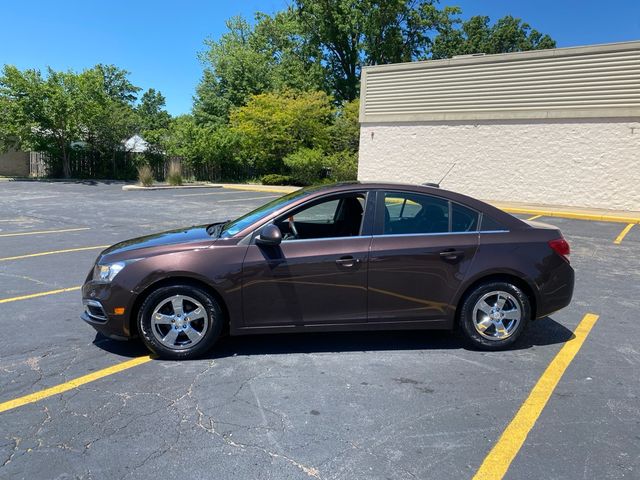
[218, 187, 320, 238]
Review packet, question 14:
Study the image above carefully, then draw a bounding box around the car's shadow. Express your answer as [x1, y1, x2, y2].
[93, 316, 574, 359]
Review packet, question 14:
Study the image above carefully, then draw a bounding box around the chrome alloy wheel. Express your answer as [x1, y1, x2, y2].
[472, 290, 521, 341]
[150, 295, 209, 350]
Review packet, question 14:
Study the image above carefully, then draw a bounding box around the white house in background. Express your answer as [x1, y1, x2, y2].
[357, 41, 640, 211]
[123, 134, 149, 153]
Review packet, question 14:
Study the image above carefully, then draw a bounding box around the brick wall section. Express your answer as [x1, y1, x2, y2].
[357, 118, 640, 211]
[0, 151, 30, 176]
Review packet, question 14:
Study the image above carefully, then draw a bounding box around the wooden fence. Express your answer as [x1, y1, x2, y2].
[29, 151, 252, 182]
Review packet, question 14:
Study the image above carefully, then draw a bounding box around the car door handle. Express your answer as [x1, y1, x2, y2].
[336, 256, 360, 267]
[439, 249, 465, 260]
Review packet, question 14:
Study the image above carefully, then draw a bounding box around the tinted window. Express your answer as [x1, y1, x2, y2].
[383, 192, 449, 234]
[294, 199, 340, 223]
[276, 194, 365, 241]
[481, 215, 507, 231]
[220, 187, 322, 238]
[451, 203, 479, 232]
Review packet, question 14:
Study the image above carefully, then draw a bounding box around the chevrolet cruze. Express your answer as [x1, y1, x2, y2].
[82, 183, 574, 359]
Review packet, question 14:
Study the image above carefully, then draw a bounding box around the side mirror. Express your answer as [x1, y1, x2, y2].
[256, 224, 282, 246]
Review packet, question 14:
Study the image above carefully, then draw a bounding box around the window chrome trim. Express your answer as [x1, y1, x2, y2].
[281, 235, 373, 244]
[258, 229, 509, 243]
[373, 229, 509, 239]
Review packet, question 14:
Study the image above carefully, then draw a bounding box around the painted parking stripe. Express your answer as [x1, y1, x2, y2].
[0, 245, 108, 262]
[613, 223, 634, 245]
[473, 313, 600, 480]
[218, 195, 280, 203]
[526, 214, 543, 221]
[0, 227, 89, 238]
[0, 286, 81, 304]
[172, 191, 235, 197]
[0, 356, 152, 414]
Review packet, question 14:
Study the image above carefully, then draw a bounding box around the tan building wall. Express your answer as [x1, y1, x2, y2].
[0, 150, 29, 177]
[358, 41, 640, 211]
[358, 118, 640, 211]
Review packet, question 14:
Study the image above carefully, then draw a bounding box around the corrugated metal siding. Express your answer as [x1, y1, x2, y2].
[360, 42, 640, 122]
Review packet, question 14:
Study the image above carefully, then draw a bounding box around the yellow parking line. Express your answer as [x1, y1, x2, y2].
[473, 313, 600, 480]
[222, 185, 295, 194]
[0, 356, 152, 414]
[0, 227, 89, 238]
[613, 223, 634, 245]
[498, 206, 640, 224]
[526, 215, 543, 221]
[0, 245, 108, 262]
[0, 286, 81, 304]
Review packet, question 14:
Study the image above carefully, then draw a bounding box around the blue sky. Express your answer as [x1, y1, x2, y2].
[1, 0, 639, 116]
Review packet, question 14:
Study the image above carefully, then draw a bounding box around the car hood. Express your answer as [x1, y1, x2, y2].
[99, 225, 215, 262]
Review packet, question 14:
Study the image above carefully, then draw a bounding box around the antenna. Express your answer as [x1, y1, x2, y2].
[422, 163, 456, 188]
[437, 162, 456, 186]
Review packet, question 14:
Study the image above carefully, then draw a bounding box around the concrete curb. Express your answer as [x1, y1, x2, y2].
[122, 184, 223, 191]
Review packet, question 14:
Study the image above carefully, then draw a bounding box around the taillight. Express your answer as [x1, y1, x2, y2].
[549, 237, 570, 262]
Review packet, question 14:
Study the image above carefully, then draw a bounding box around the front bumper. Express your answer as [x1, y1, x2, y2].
[81, 280, 135, 340]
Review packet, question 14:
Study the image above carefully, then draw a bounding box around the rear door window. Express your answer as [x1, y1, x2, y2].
[383, 192, 449, 235]
[451, 203, 479, 232]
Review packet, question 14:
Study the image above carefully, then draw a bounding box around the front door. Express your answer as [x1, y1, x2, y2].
[367, 190, 480, 324]
[241, 192, 372, 328]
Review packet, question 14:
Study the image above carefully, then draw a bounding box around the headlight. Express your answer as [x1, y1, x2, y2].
[93, 260, 138, 282]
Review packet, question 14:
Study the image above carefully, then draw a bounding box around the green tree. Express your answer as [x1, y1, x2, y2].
[331, 99, 360, 153]
[194, 11, 325, 124]
[163, 115, 241, 178]
[295, 0, 459, 101]
[0, 66, 85, 177]
[0, 64, 144, 178]
[431, 15, 556, 59]
[137, 88, 171, 132]
[194, 16, 274, 125]
[230, 89, 333, 174]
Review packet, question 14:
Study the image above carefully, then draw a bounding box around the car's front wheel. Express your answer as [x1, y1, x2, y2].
[458, 281, 530, 350]
[138, 284, 223, 359]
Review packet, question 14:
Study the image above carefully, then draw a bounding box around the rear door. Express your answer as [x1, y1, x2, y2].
[367, 190, 480, 324]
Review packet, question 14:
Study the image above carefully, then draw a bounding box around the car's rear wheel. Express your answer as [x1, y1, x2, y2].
[458, 281, 530, 350]
[138, 284, 223, 359]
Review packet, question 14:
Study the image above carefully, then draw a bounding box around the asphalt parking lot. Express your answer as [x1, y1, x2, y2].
[0, 180, 638, 480]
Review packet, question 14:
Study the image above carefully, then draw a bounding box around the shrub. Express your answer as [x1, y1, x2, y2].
[166, 159, 183, 186]
[283, 148, 325, 186]
[230, 90, 334, 176]
[261, 174, 296, 186]
[325, 151, 358, 182]
[137, 164, 154, 187]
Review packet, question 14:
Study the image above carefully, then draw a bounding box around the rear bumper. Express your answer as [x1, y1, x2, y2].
[535, 260, 575, 319]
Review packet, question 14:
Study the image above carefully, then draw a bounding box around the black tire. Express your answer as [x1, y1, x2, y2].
[137, 284, 224, 360]
[458, 281, 530, 351]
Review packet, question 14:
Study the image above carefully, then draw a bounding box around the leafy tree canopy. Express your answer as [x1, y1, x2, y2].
[431, 14, 556, 59]
[229, 89, 334, 173]
[194, 11, 325, 124]
[0, 64, 169, 177]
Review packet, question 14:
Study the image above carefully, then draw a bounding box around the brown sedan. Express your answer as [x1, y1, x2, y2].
[81, 182, 574, 359]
